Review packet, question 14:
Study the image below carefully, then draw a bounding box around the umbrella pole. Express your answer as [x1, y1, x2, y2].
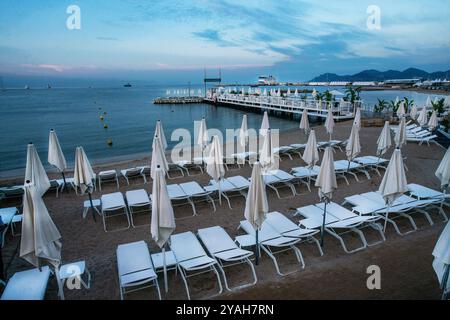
[383, 205, 390, 232]
[218, 180, 222, 205]
[163, 246, 168, 293]
[88, 192, 97, 222]
[0, 226, 4, 282]
[442, 264, 450, 300]
[255, 229, 259, 266]
[320, 200, 327, 247]
[61, 171, 68, 193]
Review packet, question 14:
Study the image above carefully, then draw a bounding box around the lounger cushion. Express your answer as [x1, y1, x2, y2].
[102, 192, 126, 210]
[1, 267, 51, 300]
[117, 241, 156, 286]
[126, 189, 151, 206]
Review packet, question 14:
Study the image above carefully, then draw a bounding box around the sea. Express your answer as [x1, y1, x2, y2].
[0, 84, 445, 176]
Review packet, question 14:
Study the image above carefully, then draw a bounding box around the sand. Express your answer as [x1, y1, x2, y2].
[0, 120, 447, 300]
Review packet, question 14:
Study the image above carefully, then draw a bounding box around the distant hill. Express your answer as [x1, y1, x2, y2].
[310, 68, 450, 82]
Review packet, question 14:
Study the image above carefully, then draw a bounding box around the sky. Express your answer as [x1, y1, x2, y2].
[0, 0, 450, 85]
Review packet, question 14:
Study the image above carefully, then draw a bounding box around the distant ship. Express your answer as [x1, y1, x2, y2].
[258, 75, 277, 85]
[123, 83, 132, 87]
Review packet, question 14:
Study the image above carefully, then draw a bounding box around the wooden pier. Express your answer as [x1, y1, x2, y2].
[204, 94, 361, 120]
[153, 96, 204, 104]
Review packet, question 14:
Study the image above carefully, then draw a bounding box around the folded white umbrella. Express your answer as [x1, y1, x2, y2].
[397, 101, 406, 118]
[151, 166, 176, 293]
[417, 107, 428, 127]
[260, 111, 270, 137]
[260, 129, 275, 173]
[394, 117, 407, 149]
[155, 120, 168, 150]
[378, 148, 408, 231]
[299, 109, 310, 134]
[20, 182, 62, 268]
[277, 89, 281, 97]
[346, 123, 361, 164]
[197, 118, 209, 161]
[312, 89, 317, 99]
[410, 105, 418, 120]
[432, 221, 450, 297]
[239, 114, 249, 148]
[25, 143, 50, 197]
[74, 146, 97, 220]
[302, 130, 319, 168]
[377, 121, 392, 156]
[435, 147, 450, 189]
[206, 136, 225, 204]
[48, 130, 67, 174]
[315, 147, 337, 246]
[151, 134, 169, 179]
[324, 109, 335, 140]
[445, 95, 450, 108]
[353, 107, 361, 130]
[428, 110, 438, 131]
[294, 89, 299, 97]
[244, 162, 268, 264]
[286, 88, 291, 97]
[263, 89, 267, 96]
[426, 96, 432, 108]
[73, 147, 95, 194]
[394, 96, 400, 106]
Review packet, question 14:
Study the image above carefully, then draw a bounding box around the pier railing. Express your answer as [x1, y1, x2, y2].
[212, 93, 361, 119]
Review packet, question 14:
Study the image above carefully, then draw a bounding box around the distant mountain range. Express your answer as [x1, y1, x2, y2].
[310, 68, 450, 82]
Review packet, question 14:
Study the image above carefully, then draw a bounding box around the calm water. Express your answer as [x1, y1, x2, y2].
[0, 85, 444, 174]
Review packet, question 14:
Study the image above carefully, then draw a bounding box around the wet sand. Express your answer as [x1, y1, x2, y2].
[0, 120, 447, 300]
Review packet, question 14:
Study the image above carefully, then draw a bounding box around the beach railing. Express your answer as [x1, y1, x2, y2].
[215, 94, 360, 120]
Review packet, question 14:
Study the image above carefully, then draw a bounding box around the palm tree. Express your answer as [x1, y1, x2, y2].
[402, 97, 414, 114]
[345, 85, 362, 104]
[431, 98, 445, 116]
[374, 99, 387, 114]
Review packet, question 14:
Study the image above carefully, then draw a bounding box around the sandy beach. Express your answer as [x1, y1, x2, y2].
[0, 120, 447, 300]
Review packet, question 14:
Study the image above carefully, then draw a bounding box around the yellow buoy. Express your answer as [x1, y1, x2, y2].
[103, 111, 107, 115]
[107, 139, 113, 146]
[100, 116, 104, 121]
[104, 124, 108, 129]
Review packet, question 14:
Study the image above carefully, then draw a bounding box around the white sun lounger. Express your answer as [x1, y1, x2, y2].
[101, 192, 131, 232]
[317, 202, 386, 246]
[170, 231, 223, 300]
[407, 134, 438, 146]
[179, 181, 216, 215]
[265, 211, 323, 256]
[289, 143, 306, 153]
[121, 167, 147, 185]
[116, 241, 161, 300]
[237, 220, 304, 276]
[353, 156, 389, 177]
[175, 161, 203, 176]
[291, 166, 320, 191]
[125, 189, 151, 227]
[362, 191, 440, 226]
[343, 192, 437, 235]
[231, 151, 257, 165]
[273, 146, 299, 160]
[98, 170, 120, 191]
[197, 226, 257, 291]
[334, 160, 371, 182]
[261, 170, 296, 199]
[408, 183, 449, 222]
[296, 204, 371, 254]
[165, 183, 196, 216]
[204, 178, 247, 209]
[1, 266, 51, 300]
[0, 207, 18, 248]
